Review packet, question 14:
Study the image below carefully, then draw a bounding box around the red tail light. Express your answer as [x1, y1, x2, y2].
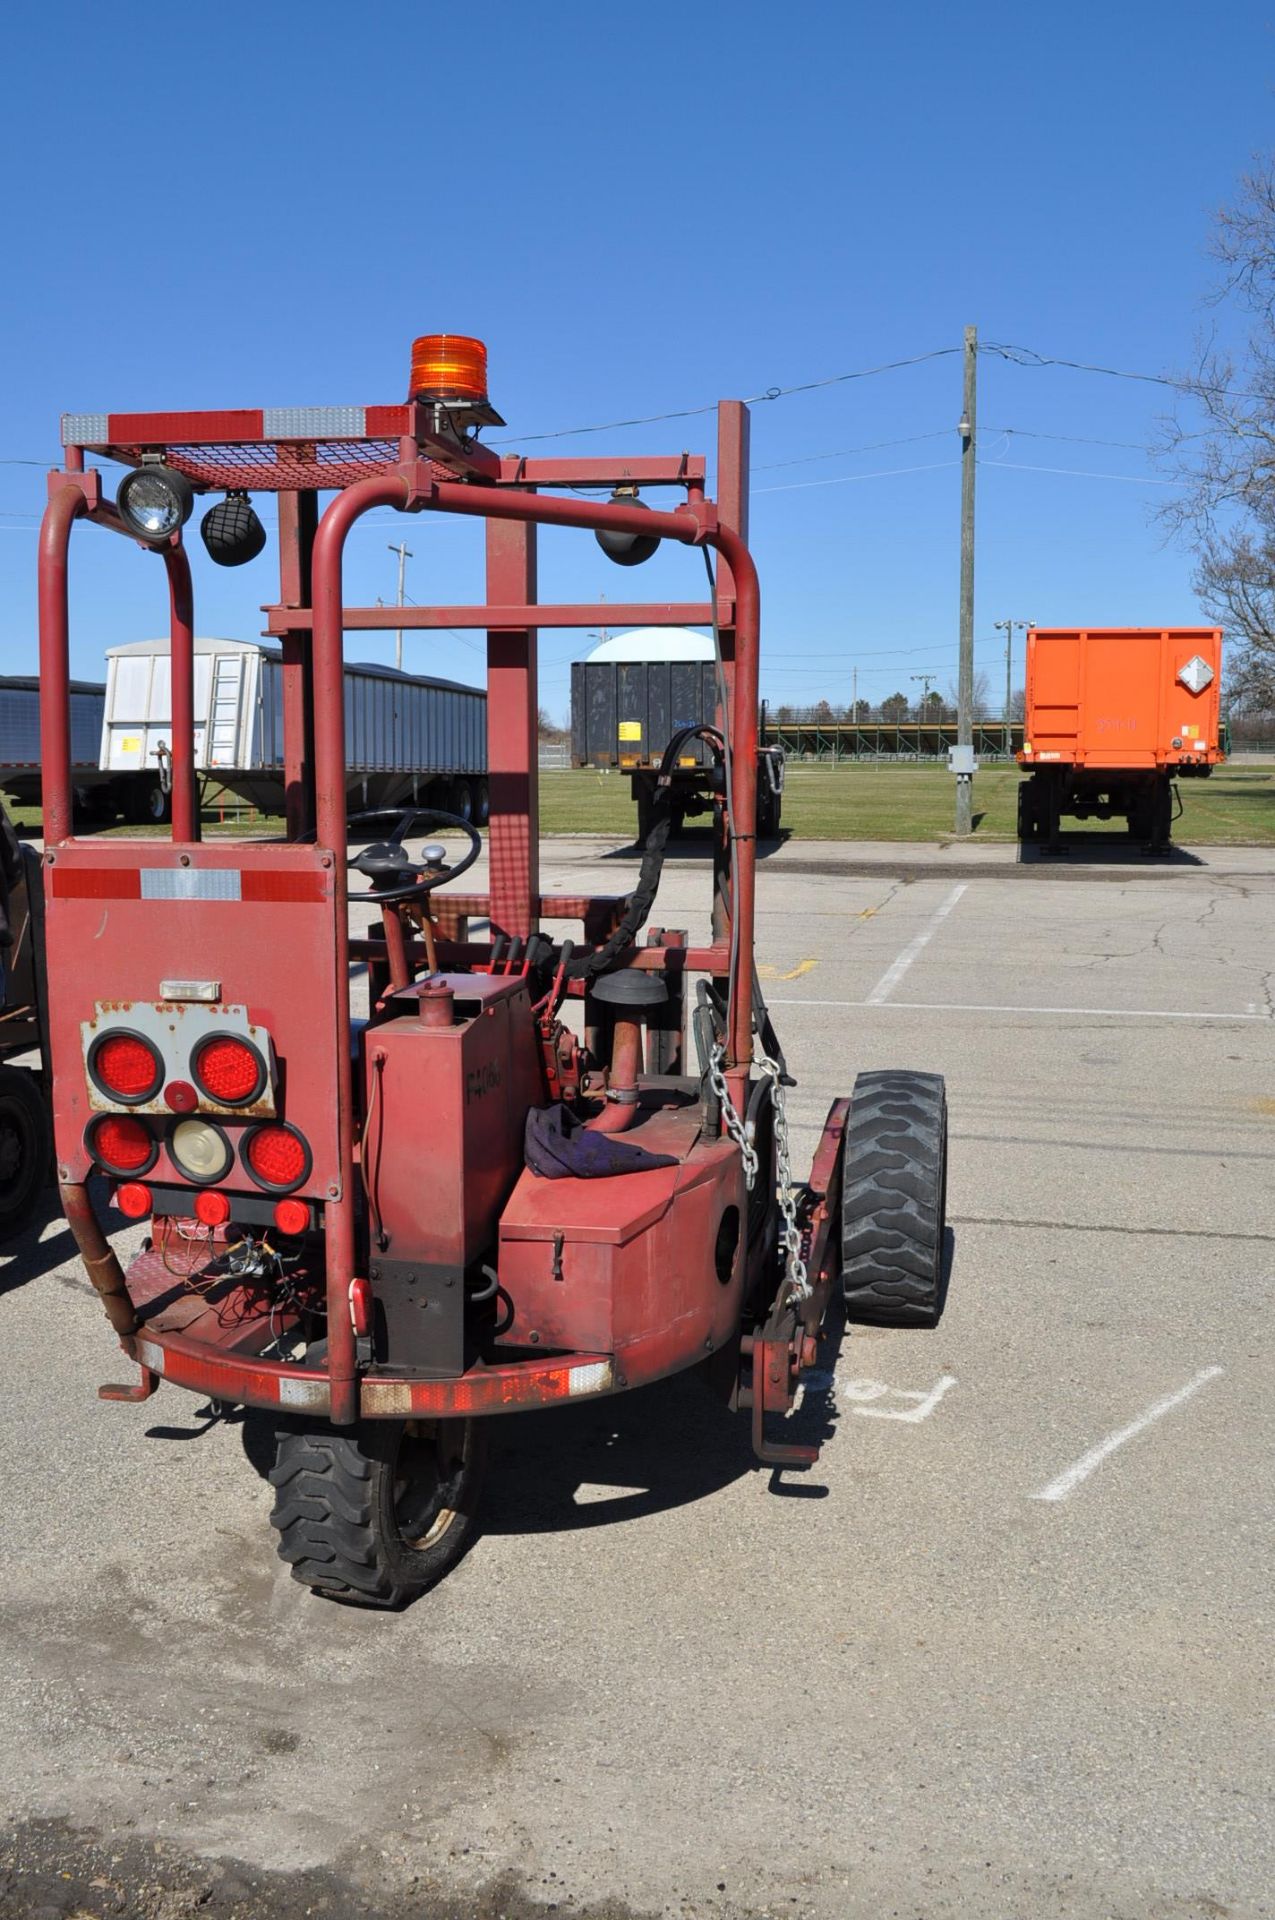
[192, 1034, 266, 1106]
[116, 1182, 153, 1219]
[273, 1197, 310, 1237]
[242, 1123, 311, 1193]
[87, 1113, 156, 1176]
[89, 1031, 163, 1104]
[194, 1190, 231, 1228]
[349, 1274, 372, 1335]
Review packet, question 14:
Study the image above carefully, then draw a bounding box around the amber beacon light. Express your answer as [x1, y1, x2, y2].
[410, 333, 489, 403]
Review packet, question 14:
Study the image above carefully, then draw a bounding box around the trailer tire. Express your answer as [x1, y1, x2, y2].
[473, 779, 490, 827]
[1016, 779, 1036, 842]
[447, 780, 474, 824]
[269, 1416, 485, 1607]
[0, 1066, 51, 1241]
[840, 1069, 948, 1328]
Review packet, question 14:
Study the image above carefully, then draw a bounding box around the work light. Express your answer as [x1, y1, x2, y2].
[200, 490, 266, 567]
[116, 464, 194, 544]
[595, 488, 661, 567]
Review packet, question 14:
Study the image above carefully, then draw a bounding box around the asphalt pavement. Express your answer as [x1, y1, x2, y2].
[1, 833, 1271, 1920]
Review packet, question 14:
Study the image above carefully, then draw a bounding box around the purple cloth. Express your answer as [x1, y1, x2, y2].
[524, 1103, 678, 1179]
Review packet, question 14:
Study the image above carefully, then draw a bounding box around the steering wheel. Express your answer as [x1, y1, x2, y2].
[346, 806, 482, 906]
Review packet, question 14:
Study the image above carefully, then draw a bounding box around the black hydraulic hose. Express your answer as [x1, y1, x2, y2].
[565, 724, 724, 983]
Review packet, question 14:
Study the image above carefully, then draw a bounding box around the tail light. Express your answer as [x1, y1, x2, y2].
[242, 1123, 311, 1193]
[349, 1274, 372, 1336]
[273, 1197, 311, 1237]
[87, 1113, 156, 1177]
[191, 1034, 266, 1106]
[194, 1190, 231, 1228]
[88, 1031, 164, 1105]
[116, 1182, 153, 1220]
[169, 1118, 233, 1184]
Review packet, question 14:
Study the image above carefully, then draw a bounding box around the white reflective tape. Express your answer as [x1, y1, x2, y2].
[279, 1376, 330, 1410]
[263, 406, 366, 440]
[361, 1381, 413, 1417]
[141, 869, 241, 902]
[568, 1360, 614, 1397]
[137, 1340, 165, 1374]
[62, 412, 108, 445]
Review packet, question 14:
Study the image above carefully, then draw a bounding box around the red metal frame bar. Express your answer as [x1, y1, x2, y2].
[263, 601, 729, 633]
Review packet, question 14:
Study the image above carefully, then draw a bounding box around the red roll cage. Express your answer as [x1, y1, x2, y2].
[37, 389, 777, 1427]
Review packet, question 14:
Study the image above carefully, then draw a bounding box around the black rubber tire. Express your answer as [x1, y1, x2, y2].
[840, 1069, 948, 1328]
[448, 780, 474, 825]
[144, 781, 171, 825]
[1016, 780, 1035, 842]
[269, 1417, 485, 1607]
[473, 779, 490, 827]
[0, 1065, 51, 1241]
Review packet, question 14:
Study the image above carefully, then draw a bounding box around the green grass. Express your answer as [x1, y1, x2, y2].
[537, 762, 1275, 845]
[10, 764, 1275, 846]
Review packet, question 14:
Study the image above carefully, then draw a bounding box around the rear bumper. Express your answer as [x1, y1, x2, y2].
[122, 1326, 617, 1419]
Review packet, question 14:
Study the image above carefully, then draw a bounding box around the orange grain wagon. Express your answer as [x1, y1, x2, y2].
[1017, 627, 1223, 851]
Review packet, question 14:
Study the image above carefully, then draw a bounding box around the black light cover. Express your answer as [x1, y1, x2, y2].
[595, 490, 661, 567]
[200, 490, 267, 567]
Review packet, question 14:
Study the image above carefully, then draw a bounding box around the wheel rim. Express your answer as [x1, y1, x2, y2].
[392, 1420, 464, 1551]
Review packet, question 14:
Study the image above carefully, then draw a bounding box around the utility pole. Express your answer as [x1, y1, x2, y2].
[910, 672, 936, 718]
[851, 665, 857, 722]
[993, 618, 1029, 758]
[388, 540, 413, 673]
[954, 325, 977, 835]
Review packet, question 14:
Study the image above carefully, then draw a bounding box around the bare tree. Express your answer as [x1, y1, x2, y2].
[1163, 158, 1275, 663]
[945, 671, 992, 719]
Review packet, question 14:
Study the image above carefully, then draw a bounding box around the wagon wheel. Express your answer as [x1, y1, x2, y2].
[840, 1069, 949, 1328]
[0, 1065, 51, 1242]
[269, 1417, 486, 1607]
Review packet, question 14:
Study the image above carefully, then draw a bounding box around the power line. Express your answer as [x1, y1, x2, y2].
[978, 456, 1178, 486]
[981, 340, 1266, 404]
[755, 458, 959, 495]
[488, 347, 962, 445]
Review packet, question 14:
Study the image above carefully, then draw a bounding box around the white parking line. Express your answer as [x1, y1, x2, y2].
[863, 883, 967, 1005]
[767, 997, 1272, 1022]
[1030, 1366, 1225, 1503]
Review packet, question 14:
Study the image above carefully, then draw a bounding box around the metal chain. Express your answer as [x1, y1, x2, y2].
[709, 1044, 811, 1304]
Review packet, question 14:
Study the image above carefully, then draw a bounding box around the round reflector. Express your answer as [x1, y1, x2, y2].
[273, 1197, 310, 1237]
[192, 1034, 266, 1106]
[89, 1031, 164, 1104]
[410, 333, 488, 402]
[116, 1181, 153, 1219]
[87, 1113, 155, 1176]
[242, 1123, 311, 1193]
[194, 1190, 231, 1228]
[164, 1080, 198, 1114]
[169, 1117, 233, 1184]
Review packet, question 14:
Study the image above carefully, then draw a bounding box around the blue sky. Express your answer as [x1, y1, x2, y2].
[1, 0, 1271, 720]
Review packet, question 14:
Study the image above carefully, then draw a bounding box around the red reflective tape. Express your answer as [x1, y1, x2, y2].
[107, 409, 265, 445]
[240, 871, 328, 903]
[50, 868, 141, 899]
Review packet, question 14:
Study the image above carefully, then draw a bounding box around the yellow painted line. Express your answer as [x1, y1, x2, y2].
[780, 957, 818, 981]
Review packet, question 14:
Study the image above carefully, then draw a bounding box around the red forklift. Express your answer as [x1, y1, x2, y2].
[38, 337, 950, 1606]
